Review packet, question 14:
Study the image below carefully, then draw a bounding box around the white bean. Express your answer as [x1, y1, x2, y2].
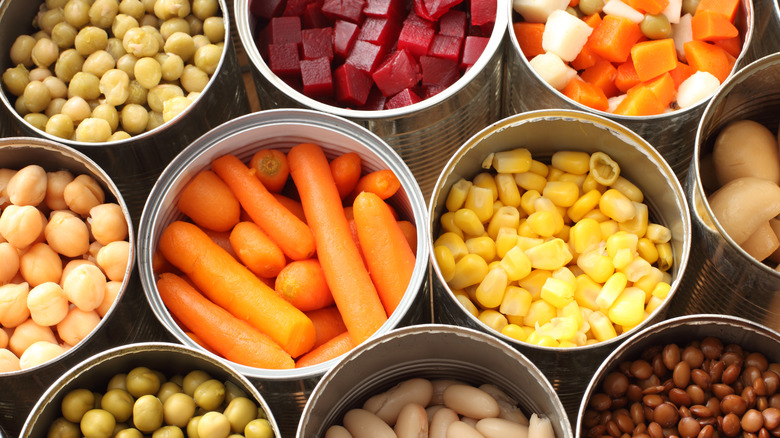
[19, 340, 65, 369]
[442, 385, 500, 420]
[343, 409, 396, 438]
[528, 414, 555, 438]
[394, 403, 428, 438]
[325, 425, 354, 438]
[431, 380, 466, 406]
[430, 407, 459, 438]
[364, 378, 433, 426]
[446, 420, 484, 438]
[479, 384, 529, 426]
[475, 417, 529, 438]
[708, 177, 780, 245]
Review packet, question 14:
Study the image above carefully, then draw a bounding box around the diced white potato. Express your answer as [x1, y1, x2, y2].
[661, 0, 683, 24]
[607, 94, 627, 113]
[602, 0, 644, 23]
[672, 13, 693, 61]
[677, 71, 720, 108]
[513, 0, 569, 23]
[529, 52, 578, 90]
[542, 10, 594, 62]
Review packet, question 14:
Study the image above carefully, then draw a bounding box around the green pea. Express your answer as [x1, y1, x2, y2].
[682, 0, 701, 15]
[579, 0, 605, 16]
[640, 14, 672, 39]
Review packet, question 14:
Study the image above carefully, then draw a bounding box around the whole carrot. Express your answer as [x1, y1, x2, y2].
[396, 220, 418, 255]
[272, 193, 307, 224]
[353, 191, 417, 315]
[157, 272, 295, 369]
[287, 143, 387, 344]
[158, 221, 316, 357]
[275, 259, 334, 311]
[229, 221, 286, 279]
[295, 331, 354, 368]
[305, 306, 348, 349]
[211, 154, 315, 261]
[348, 169, 401, 202]
[249, 148, 289, 193]
[177, 169, 241, 232]
[330, 152, 362, 199]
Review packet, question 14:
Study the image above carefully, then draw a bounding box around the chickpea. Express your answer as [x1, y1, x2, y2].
[0, 348, 22, 373]
[158, 53, 184, 82]
[202, 17, 224, 43]
[120, 103, 150, 134]
[106, 37, 127, 60]
[44, 170, 74, 211]
[163, 31, 195, 61]
[43, 75, 68, 99]
[51, 21, 79, 50]
[162, 95, 191, 122]
[96, 240, 130, 281]
[75, 117, 113, 142]
[82, 50, 116, 77]
[89, 202, 128, 244]
[8, 318, 58, 357]
[45, 210, 90, 257]
[7, 164, 47, 206]
[0, 205, 45, 249]
[38, 7, 67, 35]
[0, 242, 20, 284]
[146, 110, 164, 131]
[80, 408, 116, 438]
[10, 35, 36, 68]
[119, 0, 145, 20]
[68, 71, 101, 100]
[46, 113, 75, 139]
[54, 49, 85, 82]
[27, 282, 70, 326]
[123, 27, 159, 58]
[95, 280, 121, 316]
[2, 64, 30, 97]
[14, 94, 31, 117]
[45, 97, 67, 116]
[180, 64, 208, 93]
[64, 0, 91, 28]
[160, 17, 190, 39]
[0, 282, 30, 328]
[194, 44, 221, 75]
[112, 13, 140, 40]
[198, 411, 230, 438]
[18, 340, 65, 369]
[116, 53, 138, 79]
[56, 307, 100, 346]
[107, 130, 131, 141]
[0, 168, 15, 204]
[126, 79, 148, 105]
[61, 262, 106, 311]
[61, 95, 91, 122]
[24, 113, 49, 131]
[29, 67, 53, 82]
[92, 103, 120, 131]
[186, 15, 203, 35]
[20, 242, 64, 287]
[74, 26, 108, 56]
[191, 0, 218, 21]
[63, 174, 105, 216]
[31, 38, 59, 69]
[132, 394, 164, 433]
[134, 56, 162, 89]
[23, 80, 52, 114]
[154, 0, 190, 20]
[101, 388, 134, 422]
[139, 13, 160, 27]
[88, 0, 119, 29]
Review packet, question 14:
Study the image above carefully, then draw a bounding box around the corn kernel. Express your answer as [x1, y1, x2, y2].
[495, 227, 519, 259]
[589, 151, 621, 185]
[620, 256, 653, 282]
[454, 292, 479, 317]
[464, 284, 478, 302]
[502, 323, 528, 342]
[541, 277, 575, 308]
[440, 211, 464, 239]
[634, 267, 663, 297]
[543, 180, 580, 208]
[478, 309, 508, 333]
[465, 236, 496, 263]
[524, 299, 556, 327]
[515, 172, 547, 193]
[488, 260, 502, 271]
[558, 172, 587, 190]
[537, 316, 579, 341]
[517, 220, 537, 238]
[534, 334, 560, 347]
[527, 210, 562, 238]
[612, 248, 634, 270]
[464, 185, 495, 224]
[574, 274, 601, 310]
[446, 178, 472, 212]
[606, 231, 638, 259]
[599, 220, 620, 238]
[637, 238, 660, 265]
[520, 190, 541, 215]
[516, 236, 545, 251]
[568, 190, 602, 223]
[582, 173, 606, 194]
[596, 272, 627, 310]
[448, 253, 490, 290]
[487, 206, 521, 240]
[495, 173, 522, 208]
[576, 248, 615, 284]
[584, 209, 611, 223]
[525, 238, 573, 271]
[555, 224, 571, 241]
[559, 340, 578, 348]
[481, 152, 495, 169]
[552, 266, 577, 289]
[500, 286, 533, 316]
[529, 159, 549, 177]
[519, 269, 551, 299]
[611, 176, 643, 203]
[453, 208, 486, 237]
[552, 150, 590, 175]
[608, 286, 645, 327]
[434, 232, 468, 261]
[492, 200, 504, 216]
[476, 267, 509, 308]
[570, 217, 603, 254]
[547, 167, 564, 181]
[493, 148, 532, 174]
[500, 245, 532, 281]
[619, 202, 648, 237]
[560, 301, 584, 329]
[434, 245, 456, 282]
[588, 310, 617, 342]
[651, 281, 671, 299]
[569, 264, 584, 277]
[646, 223, 672, 244]
[661, 270, 671, 284]
[645, 295, 664, 314]
[473, 172, 498, 202]
[600, 189, 637, 223]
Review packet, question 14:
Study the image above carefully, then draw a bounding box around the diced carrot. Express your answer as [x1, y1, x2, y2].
[562, 77, 609, 112]
[587, 15, 643, 63]
[631, 38, 678, 82]
[581, 58, 619, 98]
[614, 84, 667, 116]
[569, 0, 579, 6]
[571, 45, 602, 71]
[691, 10, 739, 41]
[626, 0, 669, 14]
[713, 35, 743, 58]
[695, 0, 740, 22]
[512, 22, 546, 59]
[615, 60, 641, 92]
[683, 40, 735, 83]
[582, 13, 602, 28]
[644, 72, 676, 108]
[669, 61, 696, 89]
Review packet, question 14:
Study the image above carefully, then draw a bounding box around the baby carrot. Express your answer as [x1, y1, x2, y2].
[157, 272, 295, 369]
[305, 306, 348, 349]
[211, 154, 315, 261]
[353, 191, 416, 315]
[347, 217, 368, 268]
[158, 220, 316, 357]
[330, 152, 362, 199]
[275, 259, 335, 311]
[396, 220, 418, 255]
[348, 169, 401, 202]
[295, 331, 354, 368]
[250, 149, 290, 193]
[185, 331, 217, 354]
[229, 221, 286, 279]
[272, 193, 307, 223]
[287, 142, 387, 344]
[177, 169, 241, 232]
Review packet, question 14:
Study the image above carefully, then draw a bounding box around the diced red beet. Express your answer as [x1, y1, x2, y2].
[334, 63, 373, 106]
[301, 57, 334, 97]
[470, 0, 496, 26]
[403, 9, 435, 28]
[460, 35, 489, 69]
[267, 16, 302, 45]
[363, 0, 405, 19]
[302, 1, 330, 28]
[422, 83, 449, 98]
[345, 40, 384, 73]
[333, 20, 360, 58]
[397, 23, 435, 57]
[372, 49, 422, 97]
[428, 34, 462, 61]
[439, 9, 467, 38]
[384, 87, 422, 109]
[283, 0, 309, 17]
[268, 43, 301, 77]
[249, 0, 283, 19]
[422, 0, 464, 20]
[357, 17, 400, 52]
[302, 27, 334, 60]
[321, 0, 366, 24]
[420, 55, 459, 87]
[362, 87, 386, 110]
[412, 0, 435, 21]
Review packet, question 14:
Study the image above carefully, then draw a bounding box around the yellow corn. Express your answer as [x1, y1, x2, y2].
[516, 235, 545, 251]
[537, 316, 579, 341]
[523, 299, 557, 327]
[555, 224, 571, 241]
[646, 223, 672, 244]
[569, 264, 585, 277]
[612, 248, 633, 270]
[486, 205, 521, 240]
[530, 333, 560, 347]
[529, 159, 550, 177]
[552, 150, 590, 175]
[607, 286, 645, 327]
[651, 281, 671, 299]
[552, 266, 577, 290]
[518, 269, 551, 299]
[599, 189, 637, 223]
[464, 185, 495, 224]
[558, 172, 587, 191]
[661, 270, 672, 284]
[525, 238, 573, 270]
[520, 189, 541, 215]
[569, 217, 603, 254]
[574, 274, 602, 310]
[492, 200, 504, 216]
[582, 173, 607, 194]
[440, 211, 464, 239]
[454, 292, 480, 317]
[488, 260, 502, 271]
[499, 245, 532, 281]
[599, 219, 620, 238]
[434, 245, 456, 282]
[478, 309, 508, 333]
[475, 267, 509, 308]
[465, 235, 496, 263]
[645, 295, 664, 314]
[464, 284, 479, 302]
[588, 310, 617, 342]
[576, 248, 615, 284]
[534, 196, 564, 228]
[584, 209, 611, 223]
[560, 300, 584, 329]
[453, 208, 486, 237]
[493, 148, 532, 174]
[543, 180, 580, 208]
[481, 152, 495, 169]
[610, 176, 644, 203]
[541, 277, 575, 308]
[636, 237, 660, 265]
[515, 171, 547, 193]
[589, 151, 621, 185]
[446, 178, 472, 212]
[448, 253, 490, 290]
[547, 167, 564, 182]
[567, 190, 602, 223]
[559, 340, 578, 348]
[500, 286, 533, 317]
[606, 231, 638, 259]
[596, 272, 627, 310]
[517, 219, 537, 238]
[495, 173, 522, 208]
[501, 323, 528, 342]
[618, 202, 648, 237]
[527, 210, 562, 238]
[495, 227, 519, 259]
[634, 267, 663, 296]
[473, 172, 498, 202]
[620, 256, 653, 282]
[434, 232, 469, 261]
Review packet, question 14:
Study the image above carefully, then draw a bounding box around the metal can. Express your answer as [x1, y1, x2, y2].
[504, 0, 755, 180]
[747, 0, 780, 60]
[428, 109, 692, 423]
[297, 323, 573, 438]
[670, 53, 780, 333]
[20, 342, 283, 437]
[233, 0, 508, 201]
[137, 108, 431, 437]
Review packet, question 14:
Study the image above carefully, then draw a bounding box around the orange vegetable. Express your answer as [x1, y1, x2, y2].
[626, 0, 669, 14]
[157, 272, 295, 369]
[287, 143, 387, 344]
[669, 61, 696, 88]
[295, 331, 354, 368]
[396, 220, 418, 255]
[353, 191, 416, 316]
[272, 193, 307, 223]
[177, 170, 240, 232]
[562, 77, 609, 112]
[631, 38, 677, 82]
[275, 259, 335, 311]
[569, 0, 579, 6]
[570, 45, 602, 71]
[229, 221, 286, 279]
[695, 0, 740, 21]
[691, 10, 739, 42]
[204, 229, 237, 258]
[158, 220, 316, 357]
[305, 306, 348, 350]
[582, 13, 602, 28]
[587, 15, 643, 63]
[713, 35, 742, 58]
[615, 60, 641, 92]
[347, 217, 368, 268]
[581, 58, 619, 98]
[211, 154, 316, 261]
[513, 22, 545, 59]
[185, 331, 217, 355]
[644, 72, 676, 108]
[349, 169, 402, 201]
[249, 149, 289, 193]
[683, 40, 735, 83]
[613, 84, 666, 116]
[330, 152, 363, 199]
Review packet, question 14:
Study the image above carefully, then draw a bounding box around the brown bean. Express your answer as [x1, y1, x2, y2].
[746, 354, 769, 372]
[670, 388, 693, 407]
[710, 361, 725, 384]
[762, 407, 780, 429]
[591, 393, 612, 411]
[612, 397, 628, 410]
[697, 424, 715, 438]
[758, 427, 770, 438]
[692, 369, 712, 391]
[634, 423, 648, 435]
[587, 424, 606, 438]
[706, 397, 722, 417]
[687, 386, 707, 405]
[714, 383, 736, 399]
[700, 337, 724, 360]
[606, 420, 621, 437]
[583, 410, 601, 428]
[654, 402, 679, 428]
[721, 394, 748, 416]
[643, 386, 666, 395]
[690, 405, 713, 418]
[675, 362, 692, 388]
[755, 377, 769, 397]
[644, 394, 665, 409]
[743, 386, 758, 409]
[763, 371, 779, 395]
[770, 394, 780, 409]
[683, 346, 705, 369]
[745, 367, 764, 389]
[741, 409, 764, 433]
[631, 402, 645, 425]
[615, 412, 634, 433]
[648, 422, 664, 438]
[664, 344, 681, 371]
[680, 406, 692, 418]
[757, 397, 769, 412]
[679, 416, 702, 438]
[722, 413, 742, 437]
[632, 360, 654, 380]
[653, 354, 668, 379]
[628, 384, 644, 402]
[604, 372, 630, 398]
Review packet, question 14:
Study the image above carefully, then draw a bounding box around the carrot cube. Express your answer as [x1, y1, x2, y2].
[613, 84, 666, 116]
[713, 35, 743, 58]
[691, 10, 739, 41]
[581, 58, 619, 98]
[683, 40, 736, 83]
[570, 44, 601, 71]
[587, 15, 643, 63]
[513, 22, 546, 59]
[631, 38, 677, 82]
[695, 0, 740, 22]
[626, 0, 669, 14]
[563, 77, 609, 111]
[644, 72, 676, 108]
[615, 60, 640, 92]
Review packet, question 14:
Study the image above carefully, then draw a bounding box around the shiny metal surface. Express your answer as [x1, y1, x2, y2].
[503, 0, 755, 180]
[428, 109, 691, 424]
[20, 342, 282, 437]
[671, 53, 780, 332]
[0, 0, 251, 224]
[137, 108, 431, 437]
[575, 314, 780, 437]
[234, 0, 508, 201]
[297, 324, 573, 438]
[747, 0, 780, 60]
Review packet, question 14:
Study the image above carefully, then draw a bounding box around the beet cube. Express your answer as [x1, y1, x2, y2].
[345, 40, 384, 73]
[362, 87, 386, 110]
[471, 0, 496, 26]
[301, 57, 334, 97]
[372, 49, 422, 97]
[439, 9, 467, 38]
[267, 16, 302, 45]
[268, 43, 301, 77]
[358, 17, 400, 52]
[403, 9, 435, 28]
[363, 0, 405, 19]
[412, 0, 435, 21]
[423, 0, 464, 19]
[334, 63, 373, 106]
[460, 35, 489, 69]
[302, 27, 334, 60]
[249, 0, 283, 19]
[302, 2, 330, 28]
[321, 0, 366, 24]
[420, 55, 459, 87]
[428, 34, 462, 61]
[384, 88, 422, 109]
[283, 0, 309, 17]
[333, 20, 360, 58]
[397, 23, 435, 57]
[422, 84, 449, 98]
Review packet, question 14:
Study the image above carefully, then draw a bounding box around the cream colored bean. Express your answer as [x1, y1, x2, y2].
[75, 117, 113, 142]
[186, 14, 203, 35]
[442, 385, 500, 420]
[45, 210, 90, 257]
[446, 421, 484, 438]
[363, 378, 434, 425]
[7, 164, 47, 206]
[92, 103, 120, 131]
[20, 242, 63, 287]
[55, 49, 85, 82]
[24, 112, 48, 131]
[0, 282, 31, 328]
[45, 113, 75, 139]
[51, 21, 78, 50]
[8, 318, 57, 357]
[180, 64, 208, 92]
[2, 65, 30, 97]
[10, 35, 36, 67]
[528, 414, 555, 438]
[100, 68, 131, 106]
[0, 348, 21, 372]
[120, 103, 150, 134]
[394, 403, 429, 438]
[162, 95, 190, 122]
[56, 307, 100, 345]
[74, 26, 108, 56]
[68, 71, 101, 100]
[61, 96, 91, 123]
[154, 0, 191, 20]
[430, 407, 459, 438]
[96, 241, 129, 281]
[475, 417, 529, 438]
[193, 43, 220, 75]
[163, 31, 195, 61]
[18, 340, 65, 369]
[108, 131, 132, 141]
[119, 0, 145, 20]
[713, 120, 780, 186]
[83, 50, 116, 77]
[202, 17, 224, 43]
[45, 97, 67, 117]
[63, 174, 105, 216]
[96, 280, 121, 316]
[0, 243, 20, 284]
[27, 282, 69, 326]
[106, 37, 127, 60]
[62, 262, 106, 311]
[146, 110, 164, 131]
[43, 76, 68, 99]
[32, 38, 59, 68]
[0, 168, 16, 206]
[23, 80, 52, 114]
[64, 0, 91, 27]
[123, 27, 159, 57]
[325, 425, 354, 438]
[740, 221, 779, 262]
[478, 384, 529, 425]
[134, 56, 162, 89]
[29, 67, 53, 82]
[160, 17, 190, 39]
[708, 177, 780, 245]
[147, 83, 183, 112]
[431, 380, 466, 406]
[343, 409, 396, 438]
[0, 205, 45, 249]
[158, 53, 184, 82]
[89, 0, 119, 28]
